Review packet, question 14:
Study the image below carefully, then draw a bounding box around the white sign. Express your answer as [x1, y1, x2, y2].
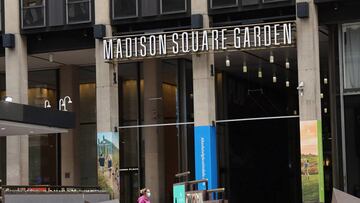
[104, 22, 295, 61]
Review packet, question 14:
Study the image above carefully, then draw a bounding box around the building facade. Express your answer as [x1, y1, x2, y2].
[0, 0, 359, 202]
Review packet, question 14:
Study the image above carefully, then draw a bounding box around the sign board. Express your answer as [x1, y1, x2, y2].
[97, 132, 120, 199]
[300, 121, 325, 203]
[104, 21, 296, 62]
[173, 184, 186, 203]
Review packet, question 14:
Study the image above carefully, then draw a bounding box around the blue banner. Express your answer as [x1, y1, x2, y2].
[194, 126, 218, 190]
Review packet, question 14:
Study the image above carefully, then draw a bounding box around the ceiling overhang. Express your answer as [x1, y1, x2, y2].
[0, 101, 75, 136]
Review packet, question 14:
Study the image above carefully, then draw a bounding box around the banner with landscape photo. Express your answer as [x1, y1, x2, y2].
[300, 120, 324, 203]
[97, 132, 120, 199]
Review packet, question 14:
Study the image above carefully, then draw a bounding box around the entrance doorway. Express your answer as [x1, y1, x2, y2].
[215, 48, 302, 203]
[117, 59, 194, 203]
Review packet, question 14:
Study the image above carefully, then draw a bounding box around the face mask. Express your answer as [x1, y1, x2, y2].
[146, 192, 151, 197]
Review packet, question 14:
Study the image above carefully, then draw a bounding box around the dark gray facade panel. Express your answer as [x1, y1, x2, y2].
[48, 0, 65, 26]
[113, 0, 137, 18]
[242, 0, 259, 6]
[262, 0, 288, 3]
[162, 0, 186, 13]
[0, 102, 76, 129]
[211, 0, 237, 8]
[141, 0, 158, 17]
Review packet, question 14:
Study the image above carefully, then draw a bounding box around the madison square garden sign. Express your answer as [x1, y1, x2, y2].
[101, 21, 325, 203]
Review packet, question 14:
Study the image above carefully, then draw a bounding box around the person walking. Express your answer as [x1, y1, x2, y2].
[137, 188, 151, 203]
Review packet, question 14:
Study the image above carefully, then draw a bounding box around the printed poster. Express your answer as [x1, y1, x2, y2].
[97, 132, 120, 199]
[173, 184, 186, 203]
[300, 120, 324, 203]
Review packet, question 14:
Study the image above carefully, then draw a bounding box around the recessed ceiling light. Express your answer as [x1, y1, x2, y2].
[29, 131, 34, 134]
[1, 128, 5, 131]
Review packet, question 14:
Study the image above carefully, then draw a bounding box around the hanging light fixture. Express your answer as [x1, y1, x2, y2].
[258, 67, 262, 78]
[272, 74, 277, 83]
[49, 53, 54, 63]
[324, 77, 328, 85]
[243, 62, 248, 73]
[321, 93, 324, 99]
[286, 80, 290, 87]
[225, 55, 230, 67]
[285, 58, 290, 69]
[269, 51, 274, 63]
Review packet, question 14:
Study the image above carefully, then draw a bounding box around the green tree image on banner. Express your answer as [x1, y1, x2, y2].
[300, 120, 324, 203]
[97, 132, 120, 199]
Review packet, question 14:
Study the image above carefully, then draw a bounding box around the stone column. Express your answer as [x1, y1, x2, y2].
[4, 0, 29, 185]
[94, 0, 119, 197]
[191, 0, 218, 190]
[59, 67, 80, 185]
[95, 0, 118, 134]
[296, 0, 324, 202]
[143, 59, 165, 203]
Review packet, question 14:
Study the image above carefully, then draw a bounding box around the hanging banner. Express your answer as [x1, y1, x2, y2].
[300, 120, 325, 203]
[104, 21, 296, 62]
[97, 132, 120, 199]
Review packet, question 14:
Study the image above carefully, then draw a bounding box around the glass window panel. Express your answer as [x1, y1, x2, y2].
[22, 7, 45, 28]
[67, 1, 91, 23]
[28, 70, 57, 108]
[28, 70, 59, 185]
[23, 0, 43, 7]
[262, 0, 287, 3]
[113, 0, 137, 18]
[0, 137, 5, 185]
[344, 24, 360, 90]
[78, 67, 97, 186]
[211, 0, 237, 8]
[162, 0, 186, 13]
[78, 124, 97, 185]
[80, 83, 96, 123]
[29, 135, 57, 185]
[0, 73, 5, 97]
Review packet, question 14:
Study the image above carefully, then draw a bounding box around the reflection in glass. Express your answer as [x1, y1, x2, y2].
[0, 73, 5, 98]
[78, 67, 97, 186]
[67, 0, 91, 23]
[23, 0, 43, 7]
[113, 0, 137, 19]
[22, 0, 45, 28]
[211, 0, 237, 8]
[28, 70, 58, 185]
[0, 137, 5, 185]
[162, 0, 186, 13]
[0, 74, 5, 185]
[118, 60, 194, 203]
[344, 24, 360, 90]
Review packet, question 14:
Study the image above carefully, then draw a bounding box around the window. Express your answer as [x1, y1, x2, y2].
[21, 0, 46, 28]
[112, 0, 138, 19]
[210, 0, 238, 9]
[262, 0, 288, 3]
[66, 0, 91, 24]
[161, 0, 187, 14]
[343, 23, 360, 90]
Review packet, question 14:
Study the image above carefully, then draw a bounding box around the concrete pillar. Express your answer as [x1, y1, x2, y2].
[297, 0, 322, 121]
[296, 0, 324, 202]
[95, 0, 118, 134]
[59, 67, 80, 185]
[94, 0, 119, 197]
[191, 0, 218, 190]
[143, 59, 165, 203]
[4, 0, 29, 185]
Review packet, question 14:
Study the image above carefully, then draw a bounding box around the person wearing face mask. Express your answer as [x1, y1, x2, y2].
[137, 188, 151, 203]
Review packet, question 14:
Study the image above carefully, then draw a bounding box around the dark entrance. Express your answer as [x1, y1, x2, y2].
[215, 48, 302, 203]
